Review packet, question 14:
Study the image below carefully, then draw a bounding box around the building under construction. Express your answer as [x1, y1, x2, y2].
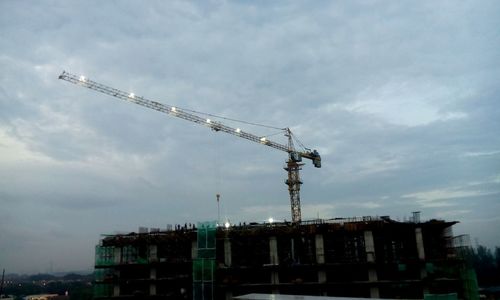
[93, 215, 478, 300]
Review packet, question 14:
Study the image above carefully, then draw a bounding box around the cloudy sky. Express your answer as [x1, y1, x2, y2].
[1, 1, 499, 274]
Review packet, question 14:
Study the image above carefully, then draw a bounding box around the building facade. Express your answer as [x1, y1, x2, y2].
[93, 216, 477, 299]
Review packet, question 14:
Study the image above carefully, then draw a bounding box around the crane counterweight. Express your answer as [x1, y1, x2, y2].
[58, 71, 321, 223]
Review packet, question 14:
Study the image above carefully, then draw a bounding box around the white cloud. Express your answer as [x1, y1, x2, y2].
[239, 204, 290, 221]
[302, 203, 337, 219]
[402, 186, 496, 208]
[357, 157, 401, 176]
[0, 128, 53, 164]
[355, 201, 382, 209]
[403, 188, 485, 202]
[336, 201, 382, 210]
[435, 209, 471, 219]
[346, 80, 469, 127]
[237, 203, 338, 221]
[1, 0, 499, 273]
[463, 150, 500, 157]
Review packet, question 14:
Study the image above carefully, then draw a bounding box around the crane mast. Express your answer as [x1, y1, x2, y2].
[59, 71, 321, 223]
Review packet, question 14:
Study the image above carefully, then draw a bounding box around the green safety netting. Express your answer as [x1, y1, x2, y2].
[461, 268, 479, 300]
[95, 246, 114, 266]
[93, 283, 113, 297]
[193, 221, 217, 300]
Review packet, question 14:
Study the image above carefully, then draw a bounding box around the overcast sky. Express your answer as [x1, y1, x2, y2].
[1, 1, 499, 274]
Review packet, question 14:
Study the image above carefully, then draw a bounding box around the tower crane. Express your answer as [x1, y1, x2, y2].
[58, 71, 321, 223]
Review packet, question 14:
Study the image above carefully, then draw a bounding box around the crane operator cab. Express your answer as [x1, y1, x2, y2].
[291, 150, 321, 168]
[290, 151, 302, 162]
[311, 150, 321, 168]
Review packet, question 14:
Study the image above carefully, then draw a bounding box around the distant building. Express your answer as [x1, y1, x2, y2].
[93, 216, 478, 299]
[24, 295, 68, 300]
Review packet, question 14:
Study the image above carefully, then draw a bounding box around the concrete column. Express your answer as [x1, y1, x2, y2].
[368, 269, 378, 281]
[149, 283, 156, 296]
[224, 232, 232, 300]
[368, 270, 379, 299]
[315, 234, 327, 289]
[318, 271, 327, 284]
[113, 269, 120, 296]
[315, 234, 325, 264]
[150, 267, 156, 295]
[269, 236, 279, 265]
[415, 227, 429, 295]
[191, 240, 198, 259]
[224, 238, 232, 267]
[364, 231, 375, 263]
[148, 245, 158, 262]
[415, 228, 425, 260]
[364, 231, 379, 298]
[269, 236, 279, 293]
[112, 247, 121, 296]
[113, 284, 120, 297]
[271, 272, 280, 286]
[416, 227, 427, 278]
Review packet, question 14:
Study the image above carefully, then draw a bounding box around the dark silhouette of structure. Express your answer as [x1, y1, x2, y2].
[93, 216, 478, 299]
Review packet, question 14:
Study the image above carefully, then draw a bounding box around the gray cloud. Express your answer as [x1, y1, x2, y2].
[1, 0, 499, 273]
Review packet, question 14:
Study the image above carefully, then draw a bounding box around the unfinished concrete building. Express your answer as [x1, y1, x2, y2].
[93, 216, 477, 300]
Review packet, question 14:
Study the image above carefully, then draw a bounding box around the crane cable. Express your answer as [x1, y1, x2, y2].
[176, 104, 290, 145]
[175, 106, 285, 131]
[213, 130, 222, 225]
[290, 132, 311, 152]
[260, 130, 287, 139]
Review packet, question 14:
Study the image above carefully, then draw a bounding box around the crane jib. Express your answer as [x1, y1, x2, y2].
[58, 71, 293, 153]
[58, 71, 322, 223]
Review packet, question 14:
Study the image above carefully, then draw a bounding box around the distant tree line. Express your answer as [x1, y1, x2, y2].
[466, 245, 500, 287]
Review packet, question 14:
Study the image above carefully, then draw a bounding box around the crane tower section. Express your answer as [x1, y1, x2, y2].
[59, 71, 321, 223]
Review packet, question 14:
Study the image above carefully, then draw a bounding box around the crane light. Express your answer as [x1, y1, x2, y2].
[235, 128, 241, 133]
[79, 76, 86, 82]
[129, 93, 135, 99]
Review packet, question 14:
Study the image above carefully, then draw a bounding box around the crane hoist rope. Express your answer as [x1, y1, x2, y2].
[58, 71, 321, 223]
[175, 106, 285, 131]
